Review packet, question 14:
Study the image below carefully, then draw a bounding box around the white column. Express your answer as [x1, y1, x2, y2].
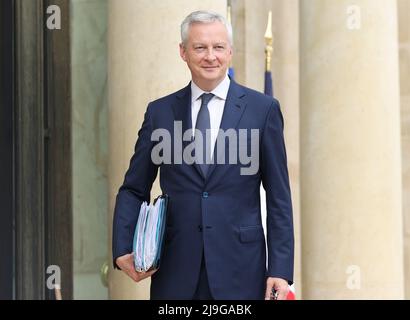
[300, 0, 404, 299]
[398, 0, 410, 300]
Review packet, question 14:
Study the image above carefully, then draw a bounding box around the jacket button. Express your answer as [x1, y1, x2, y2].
[198, 225, 203, 232]
[202, 192, 209, 198]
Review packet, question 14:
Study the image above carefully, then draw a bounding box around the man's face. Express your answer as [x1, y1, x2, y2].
[180, 21, 232, 91]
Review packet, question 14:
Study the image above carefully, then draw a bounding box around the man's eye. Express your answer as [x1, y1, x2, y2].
[195, 46, 205, 50]
[215, 46, 225, 50]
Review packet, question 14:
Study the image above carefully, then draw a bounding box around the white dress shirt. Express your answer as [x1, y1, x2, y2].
[191, 74, 230, 159]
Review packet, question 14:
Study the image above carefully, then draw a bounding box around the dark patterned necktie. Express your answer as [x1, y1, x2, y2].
[195, 93, 214, 178]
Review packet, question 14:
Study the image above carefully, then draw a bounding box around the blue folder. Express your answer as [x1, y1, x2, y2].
[133, 194, 169, 272]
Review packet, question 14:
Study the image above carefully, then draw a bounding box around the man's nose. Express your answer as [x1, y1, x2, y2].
[204, 49, 216, 61]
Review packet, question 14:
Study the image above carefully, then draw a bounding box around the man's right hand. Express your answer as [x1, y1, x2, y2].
[115, 253, 157, 282]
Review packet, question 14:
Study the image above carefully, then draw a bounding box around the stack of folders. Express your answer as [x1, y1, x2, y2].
[133, 194, 169, 272]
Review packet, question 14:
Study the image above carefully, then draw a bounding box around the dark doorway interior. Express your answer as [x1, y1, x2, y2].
[0, 0, 73, 299]
[0, 0, 15, 301]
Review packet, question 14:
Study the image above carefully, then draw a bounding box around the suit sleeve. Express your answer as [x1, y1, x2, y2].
[261, 99, 294, 285]
[112, 102, 159, 269]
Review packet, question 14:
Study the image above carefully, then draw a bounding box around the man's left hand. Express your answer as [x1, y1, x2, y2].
[265, 277, 289, 300]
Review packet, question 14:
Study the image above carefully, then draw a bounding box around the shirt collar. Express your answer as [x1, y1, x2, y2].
[191, 74, 230, 102]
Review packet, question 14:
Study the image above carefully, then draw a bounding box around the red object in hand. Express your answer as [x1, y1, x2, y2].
[286, 285, 296, 300]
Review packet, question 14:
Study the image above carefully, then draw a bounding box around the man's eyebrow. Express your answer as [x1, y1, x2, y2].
[192, 42, 227, 46]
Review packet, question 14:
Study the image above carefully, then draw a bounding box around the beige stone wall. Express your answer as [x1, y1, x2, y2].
[107, 0, 227, 300]
[398, 0, 410, 300]
[300, 0, 404, 299]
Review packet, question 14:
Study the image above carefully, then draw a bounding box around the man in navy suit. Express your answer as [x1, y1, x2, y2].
[112, 10, 294, 300]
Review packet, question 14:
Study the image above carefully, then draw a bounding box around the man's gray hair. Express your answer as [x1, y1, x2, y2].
[180, 10, 233, 47]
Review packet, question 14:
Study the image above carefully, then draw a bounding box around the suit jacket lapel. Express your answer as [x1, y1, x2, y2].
[172, 83, 204, 180]
[172, 82, 192, 146]
[205, 80, 247, 183]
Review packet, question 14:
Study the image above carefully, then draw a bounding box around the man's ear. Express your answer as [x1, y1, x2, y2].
[179, 43, 187, 62]
[228, 45, 233, 57]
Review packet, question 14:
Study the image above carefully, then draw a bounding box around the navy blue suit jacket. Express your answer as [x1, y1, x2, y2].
[112, 80, 294, 299]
